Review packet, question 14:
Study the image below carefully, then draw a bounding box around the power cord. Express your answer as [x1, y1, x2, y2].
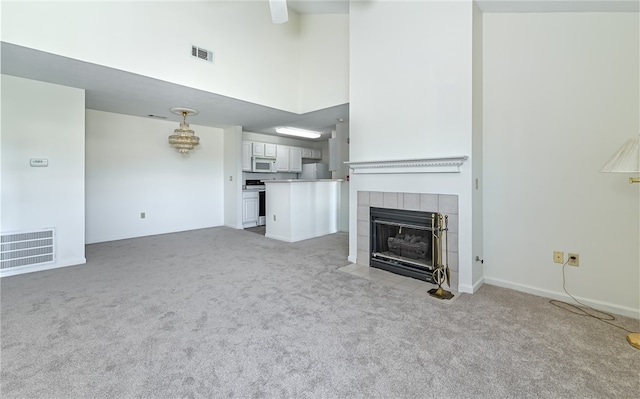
[549, 258, 634, 334]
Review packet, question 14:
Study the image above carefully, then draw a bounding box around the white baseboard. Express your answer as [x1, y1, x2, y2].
[484, 277, 640, 319]
[0, 258, 87, 278]
[458, 276, 485, 294]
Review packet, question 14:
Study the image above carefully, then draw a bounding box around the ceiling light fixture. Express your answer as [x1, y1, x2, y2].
[168, 107, 200, 154]
[600, 136, 640, 183]
[275, 127, 322, 139]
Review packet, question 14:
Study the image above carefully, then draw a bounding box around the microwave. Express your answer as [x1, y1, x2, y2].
[252, 157, 277, 173]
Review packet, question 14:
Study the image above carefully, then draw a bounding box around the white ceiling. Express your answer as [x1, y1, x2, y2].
[2, 0, 636, 141]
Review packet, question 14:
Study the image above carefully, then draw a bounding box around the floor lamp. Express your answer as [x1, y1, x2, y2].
[600, 135, 640, 349]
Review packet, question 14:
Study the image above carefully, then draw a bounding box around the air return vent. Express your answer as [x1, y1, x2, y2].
[191, 45, 214, 63]
[1, 229, 55, 269]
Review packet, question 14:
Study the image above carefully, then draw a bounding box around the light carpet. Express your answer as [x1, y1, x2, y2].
[1, 227, 638, 398]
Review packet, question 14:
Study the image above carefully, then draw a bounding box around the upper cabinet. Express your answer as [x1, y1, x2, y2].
[301, 148, 322, 160]
[242, 141, 252, 171]
[244, 139, 323, 173]
[276, 145, 290, 172]
[264, 143, 277, 158]
[252, 142, 264, 157]
[289, 147, 302, 172]
[252, 142, 276, 158]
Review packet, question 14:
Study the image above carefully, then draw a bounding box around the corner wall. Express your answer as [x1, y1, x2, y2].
[85, 110, 225, 243]
[1, 75, 86, 274]
[483, 13, 640, 317]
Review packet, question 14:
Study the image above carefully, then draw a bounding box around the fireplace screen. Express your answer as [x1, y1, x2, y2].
[370, 207, 442, 283]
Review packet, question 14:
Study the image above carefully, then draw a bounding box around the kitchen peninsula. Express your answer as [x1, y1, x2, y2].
[264, 179, 344, 242]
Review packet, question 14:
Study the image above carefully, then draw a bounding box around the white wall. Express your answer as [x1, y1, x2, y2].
[85, 110, 224, 243]
[349, 1, 477, 292]
[298, 14, 350, 112]
[1, 75, 86, 273]
[471, 1, 484, 283]
[1, 1, 348, 115]
[483, 13, 640, 317]
[350, 0, 473, 162]
[224, 126, 243, 229]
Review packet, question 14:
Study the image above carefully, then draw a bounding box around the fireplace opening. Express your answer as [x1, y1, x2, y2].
[370, 207, 441, 283]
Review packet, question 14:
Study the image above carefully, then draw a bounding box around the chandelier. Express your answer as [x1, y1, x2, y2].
[168, 107, 200, 154]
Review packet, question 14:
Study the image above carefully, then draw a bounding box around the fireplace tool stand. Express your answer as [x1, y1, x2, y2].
[428, 214, 454, 300]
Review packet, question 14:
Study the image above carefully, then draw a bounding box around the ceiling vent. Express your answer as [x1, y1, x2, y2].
[191, 45, 214, 64]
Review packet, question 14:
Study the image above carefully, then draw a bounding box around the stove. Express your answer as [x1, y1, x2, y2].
[245, 179, 265, 190]
[246, 180, 266, 225]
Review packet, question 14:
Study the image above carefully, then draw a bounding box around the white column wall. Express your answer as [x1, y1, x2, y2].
[349, 1, 477, 292]
[1, 75, 86, 272]
[483, 13, 640, 317]
[85, 110, 225, 243]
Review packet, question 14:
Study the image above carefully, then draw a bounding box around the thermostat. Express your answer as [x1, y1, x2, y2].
[30, 158, 48, 167]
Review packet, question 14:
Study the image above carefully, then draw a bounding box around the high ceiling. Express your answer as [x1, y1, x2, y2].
[2, 0, 636, 141]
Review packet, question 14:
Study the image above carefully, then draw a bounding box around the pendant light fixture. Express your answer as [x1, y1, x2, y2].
[168, 107, 200, 154]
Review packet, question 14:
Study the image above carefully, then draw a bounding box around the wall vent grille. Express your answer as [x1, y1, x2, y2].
[191, 45, 214, 63]
[1, 229, 55, 269]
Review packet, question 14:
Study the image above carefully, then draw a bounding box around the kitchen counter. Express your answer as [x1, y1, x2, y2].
[262, 179, 344, 184]
[263, 179, 343, 242]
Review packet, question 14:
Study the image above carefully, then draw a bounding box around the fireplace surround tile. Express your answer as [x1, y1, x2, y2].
[445, 214, 458, 234]
[447, 232, 459, 253]
[357, 191, 370, 206]
[383, 192, 398, 208]
[439, 194, 459, 215]
[357, 233, 370, 254]
[402, 193, 420, 211]
[420, 194, 438, 212]
[448, 251, 459, 272]
[357, 205, 370, 222]
[357, 220, 369, 239]
[357, 250, 369, 266]
[370, 191, 384, 207]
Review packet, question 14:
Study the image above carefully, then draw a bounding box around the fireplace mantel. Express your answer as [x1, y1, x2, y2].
[345, 156, 468, 174]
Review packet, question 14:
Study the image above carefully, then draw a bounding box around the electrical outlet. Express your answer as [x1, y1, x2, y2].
[273, 214, 276, 221]
[140, 212, 146, 219]
[553, 251, 564, 264]
[568, 253, 579, 267]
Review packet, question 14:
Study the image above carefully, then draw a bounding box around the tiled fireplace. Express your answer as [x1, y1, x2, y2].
[357, 191, 459, 291]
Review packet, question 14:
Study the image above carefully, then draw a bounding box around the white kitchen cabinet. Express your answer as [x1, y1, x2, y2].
[242, 141, 252, 171]
[301, 148, 313, 158]
[242, 191, 259, 227]
[276, 145, 290, 172]
[289, 147, 302, 172]
[252, 142, 265, 157]
[311, 149, 322, 159]
[264, 143, 277, 158]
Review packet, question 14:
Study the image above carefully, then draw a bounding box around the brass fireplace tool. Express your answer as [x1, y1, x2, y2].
[428, 213, 454, 300]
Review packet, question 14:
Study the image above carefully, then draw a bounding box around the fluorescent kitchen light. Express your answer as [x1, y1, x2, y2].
[275, 127, 321, 139]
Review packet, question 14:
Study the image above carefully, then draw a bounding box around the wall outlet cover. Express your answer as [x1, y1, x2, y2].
[553, 251, 564, 264]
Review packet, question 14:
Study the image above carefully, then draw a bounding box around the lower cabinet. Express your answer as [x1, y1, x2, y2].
[242, 191, 259, 228]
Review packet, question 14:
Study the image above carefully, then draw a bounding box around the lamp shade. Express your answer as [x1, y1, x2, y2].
[600, 136, 640, 173]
